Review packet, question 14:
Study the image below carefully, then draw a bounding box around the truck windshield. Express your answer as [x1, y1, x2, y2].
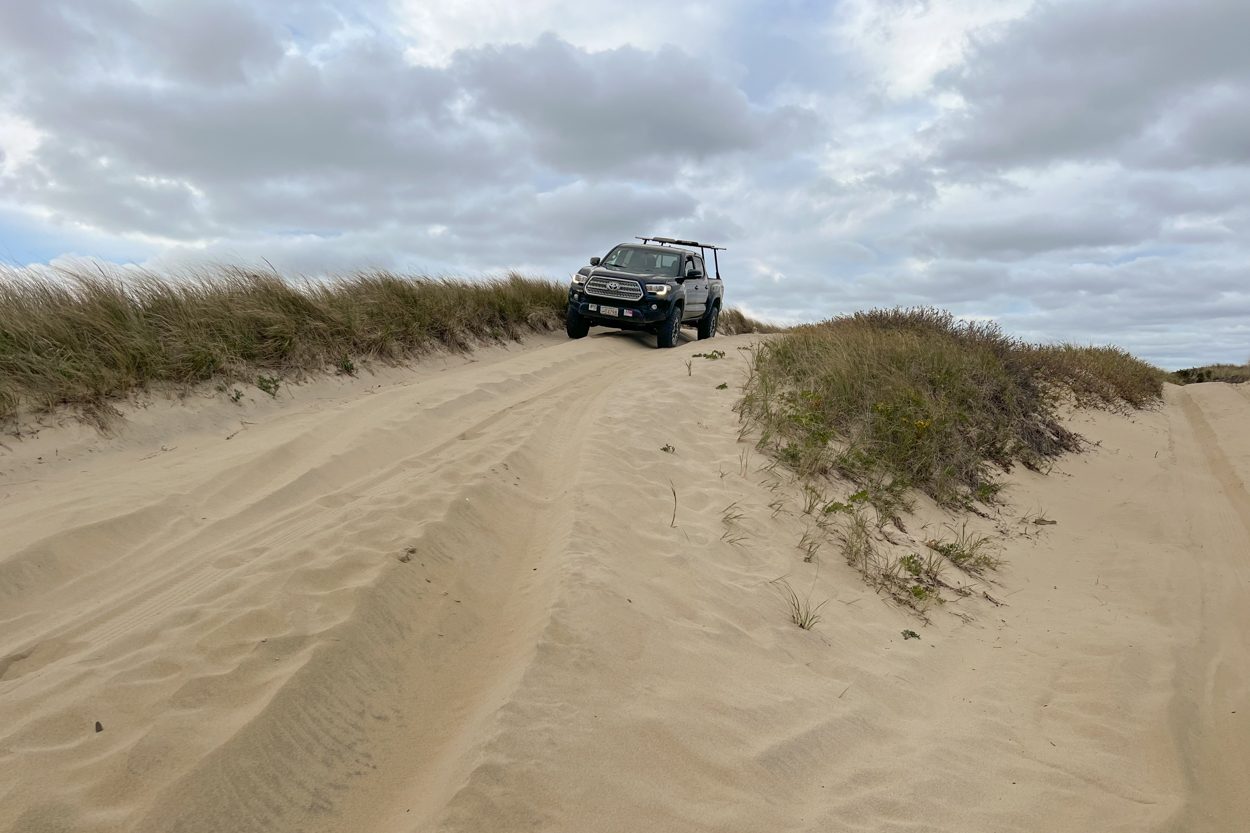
[601, 246, 682, 276]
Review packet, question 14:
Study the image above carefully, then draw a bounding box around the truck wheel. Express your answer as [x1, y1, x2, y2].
[656, 304, 682, 348]
[566, 306, 590, 339]
[697, 303, 720, 340]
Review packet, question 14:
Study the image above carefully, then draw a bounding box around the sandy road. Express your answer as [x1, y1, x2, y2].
[2, 334, 1248, 833]
[1165, 383, 1250, 833]
[0, 330, 688, 832]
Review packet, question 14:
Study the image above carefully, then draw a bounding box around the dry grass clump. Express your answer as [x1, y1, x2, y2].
[1171, 363, 1250, 385]
[718, 307, 783, 335]
[1021, 344, 1166, 408]
[0, 264, 568, 422]
[738, 307, 1162, 509]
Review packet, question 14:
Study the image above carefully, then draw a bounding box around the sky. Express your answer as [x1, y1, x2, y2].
[0, 0, 1247, 368]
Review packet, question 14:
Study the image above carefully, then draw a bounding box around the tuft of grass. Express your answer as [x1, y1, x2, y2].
[718, 308, 783, 335]
[836, 506, 877, 581]
[925, 521, 1000, 575]
[772, 578, 828, 630]
[737, 307, 1162, 508]
[797, 528, 822, 563]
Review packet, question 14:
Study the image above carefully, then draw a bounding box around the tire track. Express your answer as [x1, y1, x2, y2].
[0, 335, 685, 833]
[1179, 388, 1250, 540]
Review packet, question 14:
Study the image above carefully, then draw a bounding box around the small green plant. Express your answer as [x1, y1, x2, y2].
[228, 388, 243, 404]
[692, 349, 726, 360]
[685, 359, 693, 376]
[336, 355, 356, 376]
[973, 481, 1001, 503]
[778, 443, 803, 468]
[772, 578, 828, 631]
[660, 443, 675, 454]
[716, 382, 729, 390]
[901, 629, 920, 640]
[925, 520, 1000, 574]
[256, 375, 281, 397]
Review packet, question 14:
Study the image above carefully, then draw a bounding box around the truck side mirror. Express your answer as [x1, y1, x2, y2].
[590, 256, 601, 266]
[686, 268, 703, 279]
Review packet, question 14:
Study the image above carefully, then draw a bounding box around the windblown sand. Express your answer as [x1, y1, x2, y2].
[1, 333, 1247, 832]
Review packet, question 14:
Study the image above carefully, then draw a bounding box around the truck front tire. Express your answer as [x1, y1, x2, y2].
[657, 304, 683, 348]
[566, 306, 589, 339]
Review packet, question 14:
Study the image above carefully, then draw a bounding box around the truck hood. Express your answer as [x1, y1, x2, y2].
[578, 267, 675, 282]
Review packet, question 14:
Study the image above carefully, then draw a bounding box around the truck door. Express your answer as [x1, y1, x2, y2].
[686, 254, 710, 318]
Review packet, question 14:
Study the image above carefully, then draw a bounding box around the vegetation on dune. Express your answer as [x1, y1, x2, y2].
[717, 307, 783, 335]
[1170, 363, 1250, 385]
[738, 308, 1163, 512]
[0, 266, 565, 422]
[738, 307, 1164, 625]
[1021, 343, 1167, 409]
[0, 263, 775, 424]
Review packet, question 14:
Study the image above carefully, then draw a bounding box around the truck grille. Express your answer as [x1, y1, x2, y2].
[585, 276, 644, 302]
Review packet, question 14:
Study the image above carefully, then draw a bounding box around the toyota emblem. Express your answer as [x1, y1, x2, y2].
[606, 281, 621, 290]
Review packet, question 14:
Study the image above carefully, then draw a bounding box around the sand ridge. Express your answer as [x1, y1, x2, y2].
[1, 334, 1247, 832]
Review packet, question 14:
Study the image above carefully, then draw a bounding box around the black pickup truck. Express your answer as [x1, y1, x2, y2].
[565, 236, 726, 348]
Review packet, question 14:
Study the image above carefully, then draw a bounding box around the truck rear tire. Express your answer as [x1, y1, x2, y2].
[697, 303, 720, 340]
[656, 304, 682, 348]
[566, 306, 590, 339]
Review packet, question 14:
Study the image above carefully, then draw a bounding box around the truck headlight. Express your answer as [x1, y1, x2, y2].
[571, 274, 587, 287]
[645, 284, 669, 296]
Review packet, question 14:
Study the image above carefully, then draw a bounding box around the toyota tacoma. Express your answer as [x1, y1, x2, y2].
[565, 236, 726, 348]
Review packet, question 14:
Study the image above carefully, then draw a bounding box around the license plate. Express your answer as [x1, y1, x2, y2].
[599, 305, 618, 317]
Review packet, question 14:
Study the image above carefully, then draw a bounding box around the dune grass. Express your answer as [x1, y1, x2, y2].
[1170, 363, 1250, 385]
[717, 307, 783, 335]
[0, 265, 568, 422]
[0, 263, 774, 424]
[738, 307, 1163, 511]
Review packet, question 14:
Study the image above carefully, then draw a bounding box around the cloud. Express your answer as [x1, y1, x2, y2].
[455, 35, 819, 178]
[935, 0, 1250, 169]
[0, 0, 1247, 367]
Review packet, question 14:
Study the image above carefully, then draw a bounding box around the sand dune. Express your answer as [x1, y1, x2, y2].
[1, 334, 1247, 832]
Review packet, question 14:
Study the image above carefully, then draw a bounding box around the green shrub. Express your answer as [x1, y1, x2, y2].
[738, 307, 1161, 507]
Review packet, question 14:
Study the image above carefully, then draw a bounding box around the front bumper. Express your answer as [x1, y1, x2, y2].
[568, 289, 672, 327]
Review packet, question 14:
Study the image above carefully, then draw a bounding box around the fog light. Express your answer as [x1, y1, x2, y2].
[650, 304, 657, 310]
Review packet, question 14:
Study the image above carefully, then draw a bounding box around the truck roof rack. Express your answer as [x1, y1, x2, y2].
[634, 236, 726, 280]
[635, 236, 725, 251]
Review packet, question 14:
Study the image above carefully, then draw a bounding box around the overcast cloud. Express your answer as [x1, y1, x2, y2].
[0, 0, 1246, 367]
